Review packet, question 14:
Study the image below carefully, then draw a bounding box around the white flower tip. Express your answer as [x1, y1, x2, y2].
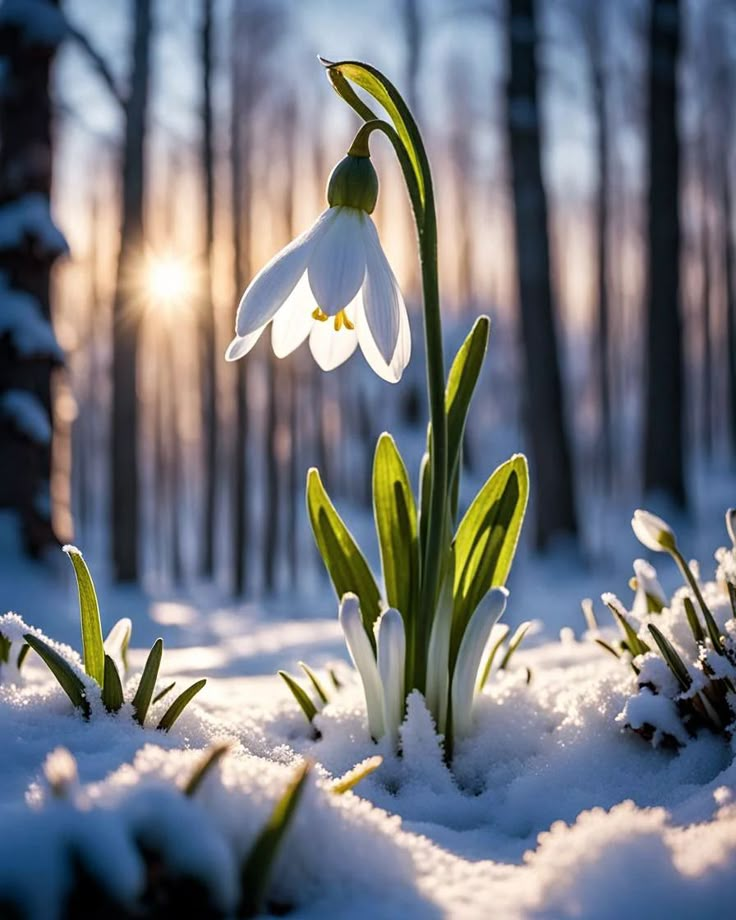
[338, 593, 361, 626]
[486, 586, 509, 617]
[61, 544, 81, 556]
[632, 509, 676, 552]
[44, 747, 78, 797]
[378, 607, 405, 646]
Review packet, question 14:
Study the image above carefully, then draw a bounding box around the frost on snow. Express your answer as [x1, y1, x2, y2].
[0, 390, 52, 445]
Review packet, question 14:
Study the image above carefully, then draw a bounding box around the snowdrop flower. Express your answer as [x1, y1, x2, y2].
[226, 154, 410, 383]
[631, 559, 666, 616]
[727, 508, 736, 548]
[339, 594, 384, 740]
[451, 588, 508, 740]
[377, 608, 406, 750]
[631, 509, 677, 553]
[43, 747, 81, 801]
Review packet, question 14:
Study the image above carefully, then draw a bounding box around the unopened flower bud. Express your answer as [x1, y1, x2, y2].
[327, 154, 379, 213]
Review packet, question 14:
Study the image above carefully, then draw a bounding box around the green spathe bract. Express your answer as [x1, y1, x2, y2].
[277, 60, 530, 760]
[327, 154, 379, 213]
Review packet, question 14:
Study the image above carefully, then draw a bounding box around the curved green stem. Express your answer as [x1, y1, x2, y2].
[345, 110, 447, 693]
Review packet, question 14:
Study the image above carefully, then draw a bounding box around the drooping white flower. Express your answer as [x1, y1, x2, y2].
[451, 587, 508, 740]
[377, 608, 406, 750]
[225, 154, 410, 383]
[631, 509, 677, 553]
[339, 593, 384, 740]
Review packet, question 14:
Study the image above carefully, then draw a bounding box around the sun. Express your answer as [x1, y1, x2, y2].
[144, 251, 193, 312]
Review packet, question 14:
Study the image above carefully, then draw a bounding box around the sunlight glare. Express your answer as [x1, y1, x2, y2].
[145, 253, 193, 311]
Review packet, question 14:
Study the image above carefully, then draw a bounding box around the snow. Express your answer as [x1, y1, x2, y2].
[0, 194, 69, 257]
[0, 389, 52, 445]
[1, 491, 736, 916]
[0, 0, 67, 47]
[0, 274, 63, 359]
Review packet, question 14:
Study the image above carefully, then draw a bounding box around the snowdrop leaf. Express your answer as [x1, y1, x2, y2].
[63, 546, 105, 687]
[330, 755, 383, 794]
[132, 638, 163, 726]
[418, 448, 431, 564]
[183, 742, 231, 797]
[307, 467, 382, 644]
[451, 455, 528, 656]
[0, 632, 9, 664]
[499, 621, 531, 671]
[700, 600, 724, 654]
[683, 597, 704, 643]
[324, 60, 425, 206]
[478, 624, 510, 690]
[239, 762, 310, 918]
[279, 671, 318, 723]
[445, 316, 490, 514]
[298, 662, 329, 704]
[604, 599, 650, 657]
[373, 434, 418, 623]
[647, 624, 691, 691]
[728, 583, 736, 621]
[23, 634, 89, 717]
[157, 679, 206, 732]
[101, 654, 124, 713]
[152, 681, 176, 705]
[16, 643, 29, 670]
[594, 638, 622, 661]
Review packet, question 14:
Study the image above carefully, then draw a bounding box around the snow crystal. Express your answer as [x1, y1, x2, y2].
[0, 389, 51, 445]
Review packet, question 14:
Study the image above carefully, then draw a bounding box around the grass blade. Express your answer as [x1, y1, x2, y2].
[239, 762, 310, 917]
[152, 681, 176, 705]
[298, 662, 329, 704]
[330, 756, 382, 794]
[101, 654, 124, 713]
[278, 671, 317, 724]
[478, 624, 509, 689]
[16, 643, 30, 670]
[157, 679, 206, 731]
[728, 582, 736, 621]
[595, 638, 622, 660]
[683, 597, 704, 643]
[24, 634, 89, 717]
[648, 624, 691, 691]
[499, 621, 531, 670]
[183, 742, 231, 797]
[604, 597, 650, 657]
[63, 546, 105, 686]
[131, 638, 163, 726]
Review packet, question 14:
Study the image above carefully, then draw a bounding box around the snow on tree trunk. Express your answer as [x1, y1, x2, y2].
[0, 0, 68, 556]
[111, 0, 151, 582]
[504, 0, 578, 550]
[643, 0, 686, 507]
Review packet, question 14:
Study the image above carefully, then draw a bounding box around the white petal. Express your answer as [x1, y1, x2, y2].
[225, 325, 267, 362]
[377, 608, 406, 750]
[631, 509, 676, 553]
[451, 588, 508, 741]
[307, 207, 366, 314]
[361, 217, 401, 363]
[309, 313, 358, 371]
[235, 209, 335, 337]
[271, 273, 317, 358]
[339, 594, 384, 740]
[356, 292, 411, 383]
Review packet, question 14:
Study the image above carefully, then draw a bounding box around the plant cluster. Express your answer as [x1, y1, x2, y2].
[589, 509, 736, 747]
[0, 546, 205, 731]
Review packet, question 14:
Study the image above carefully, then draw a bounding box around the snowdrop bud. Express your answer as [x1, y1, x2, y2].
[631, 509, 677, 553]
[44, 747, 79, 799]
[425, 571, 454, 734]
[451, 588, 509, 741]
[377, 608, 406, 750]
[632, 559, 666, 615]
[339, 594, 384, 740]
[726, 509, 736, 548]
[327, 155, 379, 214]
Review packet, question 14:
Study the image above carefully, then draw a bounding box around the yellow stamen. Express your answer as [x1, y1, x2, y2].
[334, 312, 343, 331]
[343, 313, 355, 330]
[312, 307, 328, 322]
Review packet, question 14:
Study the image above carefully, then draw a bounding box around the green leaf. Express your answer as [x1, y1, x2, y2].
[328, 668, 341, 690]
[647, 624, 692, 691]
[132, 638, 163, 726]
[445, 316, 490, 504]
[278, 671, 317, 724]
[417, 448, 431, 564]
[683, 597, 704, 644]
[451, 455, 529, 659]
[499, 621, 531, 670]
[63, 546, 105, 686]
[594, 638, 623, 660]
[728, 582, 736, 621]
[306, 467, 382, 644]
[101, 654, 124, 713]
[604, 599, 650, 657]
[700, 599, 724, 655]
[152, 681, 176, 705]
[298, 662, 329, 705]
[478, 624, 509, 689]
[0, 632, 9, 664]
[16, 643, 30, 670]
[372, 434, 418, 622]
[324, 60, 426, 205]
[24, 633, 89, 717]
[239, 762, 310, 918]
[183, 742, 231, 797]
[157, 679, 206, 732]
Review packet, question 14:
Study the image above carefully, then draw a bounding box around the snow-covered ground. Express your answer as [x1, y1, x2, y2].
[1, 467, 736, 918]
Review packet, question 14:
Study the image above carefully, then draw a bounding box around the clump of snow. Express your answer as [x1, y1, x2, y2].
[0, 275, 62, 359]
[0, 194, 68, 257]
[0, 1, 67, 47]
[0, 390, 51, 445]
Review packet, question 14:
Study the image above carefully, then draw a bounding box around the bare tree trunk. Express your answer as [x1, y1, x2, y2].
[699, 140, 713, 456]
[263, 351, 279, 593]
[505, 0, 578, 550]
[0, 1, 67, 555]
[111, 0, 152, 581]
[643, 0, 685, 506]
[724, 161, 736, 457]
[199, 0, 217, 579]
